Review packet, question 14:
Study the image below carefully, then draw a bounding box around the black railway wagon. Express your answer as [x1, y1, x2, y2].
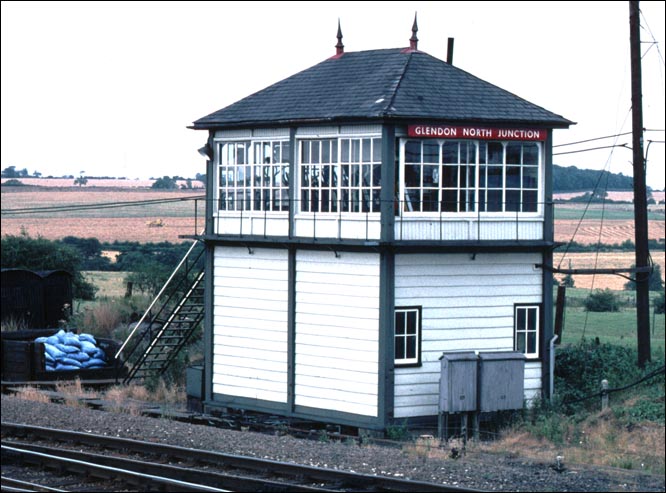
[1, 269, 73, 329]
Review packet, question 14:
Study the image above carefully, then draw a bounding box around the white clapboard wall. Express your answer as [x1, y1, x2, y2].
[393, 252, 543, 418]
[212, 246, 289, 403]
[294, 250, 380, 417]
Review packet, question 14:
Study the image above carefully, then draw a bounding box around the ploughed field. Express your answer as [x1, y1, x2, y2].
[2, 184, 664, 290]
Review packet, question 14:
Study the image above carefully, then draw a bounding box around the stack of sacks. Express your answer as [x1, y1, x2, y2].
[35, 329, 108, 372]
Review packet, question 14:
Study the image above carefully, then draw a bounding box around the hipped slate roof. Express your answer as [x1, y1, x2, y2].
[192, 48, 573, 130]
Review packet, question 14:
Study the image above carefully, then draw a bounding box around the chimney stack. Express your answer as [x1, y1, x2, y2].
[447, 37, 454, 65]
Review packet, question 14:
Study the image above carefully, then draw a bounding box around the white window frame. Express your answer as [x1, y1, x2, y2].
[399, 138, 542, 216]
[299, 136, 382, 214]
[394, 306, 422, 367]
[216, 139, 290, 213]
[514, 304, 540, 359]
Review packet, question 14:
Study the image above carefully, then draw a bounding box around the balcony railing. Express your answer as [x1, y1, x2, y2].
[190, 198, 553, 243]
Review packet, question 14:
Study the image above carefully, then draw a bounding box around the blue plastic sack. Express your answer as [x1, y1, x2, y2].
[44, 351, 55, 363]
[55, 363, 80, 371]
[55, 343, 79, 354]
[46, 335, 60, 345]
[79, 340, 98, 354]
[59, 357, 82, 367]
[34, 336, 48, 343]
[67, 351, 90, 362]
[44, 342, 67, 360]
[78, 333, 97, 345]
[82, 357, 107, 368]
[92, 348, 107, 360]
[63, 334, 82, 349]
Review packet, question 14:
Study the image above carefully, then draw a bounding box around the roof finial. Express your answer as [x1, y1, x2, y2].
[335, 19, 344, 56]
[409, 12, 418, 51]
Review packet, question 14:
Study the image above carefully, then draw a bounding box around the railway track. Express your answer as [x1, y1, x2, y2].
[2, 422, 484, 492]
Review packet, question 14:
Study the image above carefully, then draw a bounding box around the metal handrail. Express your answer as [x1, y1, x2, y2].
[114, 232, 205, 360]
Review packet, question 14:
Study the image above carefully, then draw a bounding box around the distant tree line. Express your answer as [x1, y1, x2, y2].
[553, 164, 635, 192]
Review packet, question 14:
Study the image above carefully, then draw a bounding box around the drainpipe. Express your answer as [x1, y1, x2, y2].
[549, 335, 559, 399]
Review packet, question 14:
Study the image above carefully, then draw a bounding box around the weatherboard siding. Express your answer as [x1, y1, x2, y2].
[294, 250, 380, 417]
[393, 252, 543, 418]
[394, 217, 544, 242]
[212, 246, 289, 403]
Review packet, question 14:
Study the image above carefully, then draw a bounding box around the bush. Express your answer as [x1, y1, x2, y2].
[554, 340, 664, 419]
[584, 289, 620, 312]
[654, 291, 665, 314]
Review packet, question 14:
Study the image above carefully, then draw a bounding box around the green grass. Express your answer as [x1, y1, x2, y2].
[553, 203, 664, 221]
[555, 287, 666, 360]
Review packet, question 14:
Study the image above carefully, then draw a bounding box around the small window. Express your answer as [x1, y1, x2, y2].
[514, 304, 540, 358]
[395, 306, 422, 366]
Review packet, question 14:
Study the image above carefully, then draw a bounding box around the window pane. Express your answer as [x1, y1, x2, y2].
[487, 166, 503, 187]
[523, 191, 538, 212]
[527, 307, 537, 329]
[523, 167, 538, 188]
[322, 141, 331, 163]
[423, 190, 438, 211]
[406, 336, 416, 358]
[527, 332, 536, 353]
[311, 141, 320, 164]
[506, 143, 521, 164]
[487, 142, 503, 164]
[441, 190, 457, 211]
[423, 141, 439, 163]
[405, 165, 421, 187]
[351, 140, 361, 163]
[407, 311, 417, 333]
[517, 307, 525, 329]
[331, 141, 338, 163]
[487, 190, 502, 211]
[442, 141, 458, 163]
[301, 142, 310, 163]
[372, 138, 381, 162]
[523, 144, 538, 165]
[395, 337, 405, 360]
[362, 138, 371, 162]
[516, 333, 526, 353]
[373, 164, 381, 186]
[441, 166, 458, 188]
[423, 165, 439, 186]
[506, 190, 520, 212]
[341, 140, 350, 163]
[405, 141, 421, 163]
[506, 166, 521, 188]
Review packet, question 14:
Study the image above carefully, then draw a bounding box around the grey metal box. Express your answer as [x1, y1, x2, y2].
[478, 352, 526, 412]
[186, 365, 204, 399]
[439, 352, 478, 413]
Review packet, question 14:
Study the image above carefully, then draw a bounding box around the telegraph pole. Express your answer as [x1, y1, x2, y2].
[629, 1, 651, 367]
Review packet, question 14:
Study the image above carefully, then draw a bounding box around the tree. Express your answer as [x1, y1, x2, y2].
[1, 233, 97, 299]
[152, 176, 178, 189]
[74, 175, 88, 187]
[623, 264, 664, 291]
[2, 165, 18, 178]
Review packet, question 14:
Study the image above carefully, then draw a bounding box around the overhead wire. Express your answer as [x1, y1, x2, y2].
[1, 195, 205, 216]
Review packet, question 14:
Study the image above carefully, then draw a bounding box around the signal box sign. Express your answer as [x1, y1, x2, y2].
[408, 125, 547, 141]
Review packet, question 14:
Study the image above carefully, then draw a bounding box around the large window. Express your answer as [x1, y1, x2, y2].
[394, 306, 421, 366]
[401, 139, 540, 214]
[514, 304, 540, 359]
[300, 137, 381, 213]
[218, 140, 290, 212]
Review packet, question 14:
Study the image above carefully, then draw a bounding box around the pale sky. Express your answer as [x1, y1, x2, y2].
[2, 1, 665, 189]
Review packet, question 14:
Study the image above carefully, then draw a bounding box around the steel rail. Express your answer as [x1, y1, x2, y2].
[2, 422, 485, 492]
